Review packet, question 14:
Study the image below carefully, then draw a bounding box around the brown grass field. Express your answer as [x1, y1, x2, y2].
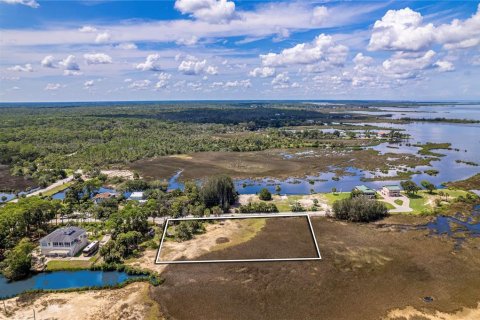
[130, 148, 432, 181]
[152, 216, 480, 320]
[0, 165, 36, 191]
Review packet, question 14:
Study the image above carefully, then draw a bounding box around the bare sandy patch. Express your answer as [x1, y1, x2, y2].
[384, 303, 480, 320]
[101, 169, 135, 180]
[0, 282, 161, 320]
[127, 218, 266, 273]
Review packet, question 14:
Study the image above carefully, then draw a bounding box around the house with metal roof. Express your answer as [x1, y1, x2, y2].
[381, 185, 402, 197]
[39, 226, 88, 257]
[354, 185, 377, 198]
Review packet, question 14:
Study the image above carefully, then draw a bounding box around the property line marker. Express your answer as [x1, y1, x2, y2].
[155, 213, 322, 264]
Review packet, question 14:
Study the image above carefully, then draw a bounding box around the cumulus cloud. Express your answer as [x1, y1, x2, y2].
[0, 0, 39, 8]
[368, 8, 435, 51]
[249, 66, 275, 78]
[155, 72, 172, 89]
[271, 72, 290, 89]
[175, 0, 236, 23]
[136, 54, 162, 71]
[44, 83, 62, 91]
[260, 34, 348, 73]
[115, 42, 137, 50]
[128, 79, 151, 89]
[41, 55, 56, 68]
[8, 63, 33, 72]
[436, 4, 480, 50]
[59, 55, 80, 71]
[434, 60, 455, 72]
[95, 32, 111, 43]
[78, 25, 97, 33]
[84, 53, 112, 65]
[369, 5, 480, 51]
[382, 50, 436, 79]
[178, 56, 218, 75]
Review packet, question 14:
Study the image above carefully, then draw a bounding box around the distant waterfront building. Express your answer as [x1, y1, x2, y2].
[354, 185, 377, 198]
[93, 192, 116, 204]
[381, 185, 401, 197]
[39, 226, 88, 257]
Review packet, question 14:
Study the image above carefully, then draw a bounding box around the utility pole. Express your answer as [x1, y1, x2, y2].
[33, 308, 36, 320]
[3, 300, 6, 314]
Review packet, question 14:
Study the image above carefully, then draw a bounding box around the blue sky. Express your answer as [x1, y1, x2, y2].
[0, 0, 479, 102]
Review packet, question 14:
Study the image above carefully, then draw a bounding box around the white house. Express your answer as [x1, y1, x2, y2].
[381, 185, 401, 197]
[39, 226, 88, 257]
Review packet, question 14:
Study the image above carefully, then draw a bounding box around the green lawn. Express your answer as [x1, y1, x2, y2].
[394, 199, 404, 206]
[321, 192, 350, 205]
[46, 258, 95, 271]
[42, 181, 74, 197]
[405, 189, 471, 214]
[380, 201, 396, 210]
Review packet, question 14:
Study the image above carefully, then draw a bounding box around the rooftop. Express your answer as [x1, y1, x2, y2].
[94, 192, 115, 199]
[383, 185, 401, 191]
[40, 226, 86, 244]
[355, 185, 376, 193]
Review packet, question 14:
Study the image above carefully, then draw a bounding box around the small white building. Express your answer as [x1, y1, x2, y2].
[128, 191, 146, 203]
[39, 226, 88, 257]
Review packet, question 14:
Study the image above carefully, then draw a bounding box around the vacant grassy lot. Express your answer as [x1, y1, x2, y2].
[321, 192, 350, 205]
[45, 258, 94, 271]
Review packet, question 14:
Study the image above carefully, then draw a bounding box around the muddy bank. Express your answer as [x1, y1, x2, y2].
[0, 165, 36, 192]
[152, 216, 480, 320]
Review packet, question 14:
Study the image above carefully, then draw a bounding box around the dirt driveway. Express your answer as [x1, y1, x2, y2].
[381, 193, 412, 213]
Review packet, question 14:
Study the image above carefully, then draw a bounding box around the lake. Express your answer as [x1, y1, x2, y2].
[0, 270, 144, 299]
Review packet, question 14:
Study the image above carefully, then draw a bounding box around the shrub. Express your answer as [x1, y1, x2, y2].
[239, 202, 278, 213]
[258, 188, 272, 201]
[332, 196, 388, 222]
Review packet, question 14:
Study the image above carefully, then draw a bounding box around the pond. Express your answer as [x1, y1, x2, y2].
[0, 270, 144, 299]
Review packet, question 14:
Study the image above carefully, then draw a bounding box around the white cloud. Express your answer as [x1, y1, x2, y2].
[59, 55, 80, 71]
[178, 56, 218, 75]
[311, 6, 328, 24]
[368, 8, 435, 51]
[8, 63, 33, 72]
[249, 66, 275, 78]
[95, 32, 111, 44]
[124, 78, 133, 82]
[63, 70, 82, 76]
[115, 42, 137, 50]
[369, 5, 480, 51]
[175, 0, 236, 23]
[84, 53, 112, 65]
[155, 72, 172, 89]
[45, 83, 62, 91]
[271, 72, 290, 89]
[128, 79, 151, 89]
[382, 50, 436, 79]
[434, 60, 455, 72]
[78, 25, 97, 33]
[0, 0, 38, 8]
[41, 55, 56, 68]
[436, 4, 480, 50]
[260, 34, 348, 73]
[84, 80, 95, 88]
[175, 36, 199, 46]
[136, 54, 161, 71]
[212, 79, 251, 89]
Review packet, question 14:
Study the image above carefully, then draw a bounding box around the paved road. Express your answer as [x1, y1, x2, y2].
[50, 211, 328, 225]
[9, 175, 74, 203]
[381, 194, 412, 213]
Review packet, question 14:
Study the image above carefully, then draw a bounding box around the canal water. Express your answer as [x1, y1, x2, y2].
[0, 270, 143, 299]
